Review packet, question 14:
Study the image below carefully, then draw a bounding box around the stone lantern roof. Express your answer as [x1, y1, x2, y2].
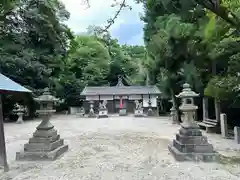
[34, 88, 59, 102]
[176, 83, 199, 98]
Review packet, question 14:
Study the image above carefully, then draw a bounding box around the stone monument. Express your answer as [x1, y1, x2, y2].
[134, 100, 144, 117]
[168, 83, 215, 161]
[88, 101, 96, 118]
[234, 126, 240, 144]
[16, 88, 68, 161]
[98, 100, 108, 118]
[13, 103, 25, 124]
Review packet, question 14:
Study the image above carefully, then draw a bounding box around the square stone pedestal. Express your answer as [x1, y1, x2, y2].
[168, 123, 216, 162]
[134, 109, 144, 117]
[147, 108, 154, 116]
[98, 108, 108, 118]
[119, 108, 127, 116]
[88, 111, 96, 118]
[16, 128, 68, 161]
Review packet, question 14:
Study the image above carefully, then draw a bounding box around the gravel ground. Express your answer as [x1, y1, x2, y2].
[1, 115, 240, 180]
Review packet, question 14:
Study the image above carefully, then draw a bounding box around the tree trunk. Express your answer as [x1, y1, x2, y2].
[211, 59, 221, 122]
[202, 97, 209, 121]
[214, 98, 221, 122]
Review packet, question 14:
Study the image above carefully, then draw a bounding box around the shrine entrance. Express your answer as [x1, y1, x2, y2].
[80, 75, 161, 115]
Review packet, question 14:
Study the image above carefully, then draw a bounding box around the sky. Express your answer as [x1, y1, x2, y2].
[61, 0, 144, 45]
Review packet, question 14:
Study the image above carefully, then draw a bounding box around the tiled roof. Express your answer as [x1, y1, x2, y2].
[80, 85, 161, 96]
[0, 73, 31, 93]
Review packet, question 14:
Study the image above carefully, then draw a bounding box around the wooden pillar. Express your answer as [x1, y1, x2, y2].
[0, 94, 9, 172]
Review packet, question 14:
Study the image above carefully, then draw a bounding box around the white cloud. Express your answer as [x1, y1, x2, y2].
[61, 0, 144, 45]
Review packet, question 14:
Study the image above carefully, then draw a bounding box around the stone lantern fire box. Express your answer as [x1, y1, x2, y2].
[16, 88, 68, 161]
[168, 83, 216, 161]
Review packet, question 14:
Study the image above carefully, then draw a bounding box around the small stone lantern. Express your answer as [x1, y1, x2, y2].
[175, 83, 199, 127]
[147, 93, 154, 116]
[88, 101, 96, 118]
[16, 88, 68, 161]
[168, 83, 215, 161]
[169, 99, 178, 124]
[13, 103, 26, 124]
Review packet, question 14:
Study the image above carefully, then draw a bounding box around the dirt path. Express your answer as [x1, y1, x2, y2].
[1, 115, 240, 179]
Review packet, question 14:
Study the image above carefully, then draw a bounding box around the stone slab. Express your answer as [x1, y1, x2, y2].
[16, 144, 69, 161]
[29, 134, 60, 143]
[176, 134, 208, 145]
[33, 129, 57, 138]
[24, 139, 64, 152]
[181, 122, 200, 129]
[173, 139, 214, 153]
[168, 144, 216, 162]
[179, 128, 202, 136]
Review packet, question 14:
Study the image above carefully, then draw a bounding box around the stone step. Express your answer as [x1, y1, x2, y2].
[176, 134, 209, 145]
[16, 144, 69, 161]
[33, 129, 58, 138]
[173, 139, 214, 154]
[24, 139, 64, 152]
[168, 144, 216, 162]
[29, 134, 60, 143]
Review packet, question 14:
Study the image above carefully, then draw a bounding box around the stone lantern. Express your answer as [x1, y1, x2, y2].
[88, 101, 96, 118]
[16, 88, 68, 161]
[147, 93, 154, 116]
[13, 103, 26, 124]
[169, 99, 178, 124]
[176, 83, 199, 127]
[168, 83, 215, 161]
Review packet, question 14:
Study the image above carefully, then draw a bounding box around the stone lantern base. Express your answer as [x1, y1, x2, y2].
[98, 108, 108, 118]
[16, 128, 68, 161]
[134, 108, 144, 117]
[168, 123, 216, 162]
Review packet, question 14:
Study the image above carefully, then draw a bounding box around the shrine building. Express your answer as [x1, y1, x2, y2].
[80, 76, 161, 115]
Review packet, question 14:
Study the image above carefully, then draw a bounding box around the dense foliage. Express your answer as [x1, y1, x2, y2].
[1, 0, 240, 124]
[0, 1, 146, 114]
[141, 0, 240, 122]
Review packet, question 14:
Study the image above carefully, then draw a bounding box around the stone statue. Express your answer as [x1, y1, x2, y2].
[14, 103, 24, 111]
[80, 107, 85, 114]
[135, 100, 142, 110]
[13, 103, 26, 124]
[99, 100, 107, 109]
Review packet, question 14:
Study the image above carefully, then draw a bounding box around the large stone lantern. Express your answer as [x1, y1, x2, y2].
[176, 83, 199, 127]
[16, 88, 68, 161]
[34, 88, 60, 130]
[168, 83, 215, 161]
